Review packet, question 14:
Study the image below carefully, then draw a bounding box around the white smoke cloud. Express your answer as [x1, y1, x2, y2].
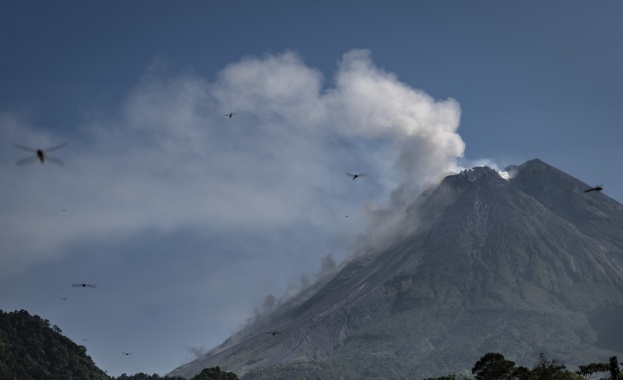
[186, 346, 208, 359]
[0, 49, 464, 280]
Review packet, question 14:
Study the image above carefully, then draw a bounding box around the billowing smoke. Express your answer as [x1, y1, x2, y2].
[1, 49, 464, 280]
[320, 253, 336, 273]
[329, 50, 464, 187]
[1, 50, 466, 348]
[186, 346, 208, 359]
[243, 253, 344, 331]
[329, 50, 465, 253]
[239, 51, 466, 326]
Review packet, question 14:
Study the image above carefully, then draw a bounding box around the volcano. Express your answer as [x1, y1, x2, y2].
[170, 159, 623, 379]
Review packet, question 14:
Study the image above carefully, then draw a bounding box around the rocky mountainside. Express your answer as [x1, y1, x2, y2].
[169, 159, 623, 380]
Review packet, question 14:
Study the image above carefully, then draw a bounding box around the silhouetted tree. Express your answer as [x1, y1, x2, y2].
[512, 366, 532, 380]
[472, 352, 517, 380]
[610, 357, 620, 380]
[190, 366, 239, 380]
[530, 353, 580, 380]
[111, 373, 185, 380]
[576, 362, 610, 380]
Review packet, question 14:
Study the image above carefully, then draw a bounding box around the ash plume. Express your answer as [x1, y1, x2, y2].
[231, 50, 466, 331]
[186, 346, 208, 359]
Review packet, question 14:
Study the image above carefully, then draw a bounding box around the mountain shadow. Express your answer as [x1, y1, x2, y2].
[169, 159, 623, 380]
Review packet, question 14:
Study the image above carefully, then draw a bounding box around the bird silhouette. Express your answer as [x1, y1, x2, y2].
[267, 331, 282, 336]
[13, 143, 67, 165]
[584, 185, 603, 193]
[122, 352, 133, 356]
[60, 297, 69, 301]
[346, 172, 365, 180]
[72, 283, 96, 288]
[225, 112, 236, 118]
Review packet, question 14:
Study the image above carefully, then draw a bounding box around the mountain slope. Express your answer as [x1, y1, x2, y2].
[170, 159, 623, 379]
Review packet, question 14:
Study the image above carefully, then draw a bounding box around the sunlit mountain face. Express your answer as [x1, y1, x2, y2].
[170, 159, 623, 380]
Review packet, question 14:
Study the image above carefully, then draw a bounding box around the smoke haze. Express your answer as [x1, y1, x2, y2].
[0, 49, 468, 376]
[1, 49, 464, 280]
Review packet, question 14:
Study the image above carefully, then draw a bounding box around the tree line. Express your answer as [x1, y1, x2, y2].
[425, 352, 622, 380]
[110, 366, 238, 380]
[3, 309, 622, 380]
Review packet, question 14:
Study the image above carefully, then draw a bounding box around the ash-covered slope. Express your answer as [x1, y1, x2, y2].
[170, 159, 623, 379]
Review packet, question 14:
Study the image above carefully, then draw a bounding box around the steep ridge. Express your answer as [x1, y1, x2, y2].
[170, 159, 623, 379]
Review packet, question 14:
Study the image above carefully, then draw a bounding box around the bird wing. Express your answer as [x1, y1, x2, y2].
[584, 184, 603, 193]
[72, 283, 96, 288]
[44, 142, 68, 152]
[15, 155, 38, 165]
[46, 156, 65, 166]
[12, 144, 37, 152]
[345, 172, 355, 177]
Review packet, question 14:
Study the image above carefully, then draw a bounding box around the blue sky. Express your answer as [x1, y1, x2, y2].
[1, 1, 622, 377]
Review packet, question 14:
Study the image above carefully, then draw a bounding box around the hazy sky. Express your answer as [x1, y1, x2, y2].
[1, 1, 622, 377]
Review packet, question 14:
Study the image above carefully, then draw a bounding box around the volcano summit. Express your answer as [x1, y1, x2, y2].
[170, 159, 623, 379]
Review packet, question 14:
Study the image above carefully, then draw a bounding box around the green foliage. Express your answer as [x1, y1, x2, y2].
[110, 366, 239, 380]
[610, 357, 621, 380]
[576, 362, 609, 380]
[190, 366, 239, 380]
[0, 309, 109, 380]
[432, 352, 588, 380]
[530, 353, 581, 380]
[471, 352, 516, 380]
[111, 372, 186, 380]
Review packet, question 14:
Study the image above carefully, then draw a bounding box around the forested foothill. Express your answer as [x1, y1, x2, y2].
[0, 309, 238, 380]
[0, 309, 109, 380]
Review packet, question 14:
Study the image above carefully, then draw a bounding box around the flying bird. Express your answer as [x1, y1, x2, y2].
[13, 143, 67, 165]
[224, 112, 236, 118]
[267, 331, 282, 336]
[60, 297, 69, 301]
[346, 172, 365, 180]
[584, 185, 603, 193]
[122, 352, 133, 356]
[72, 283, 96, 288]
